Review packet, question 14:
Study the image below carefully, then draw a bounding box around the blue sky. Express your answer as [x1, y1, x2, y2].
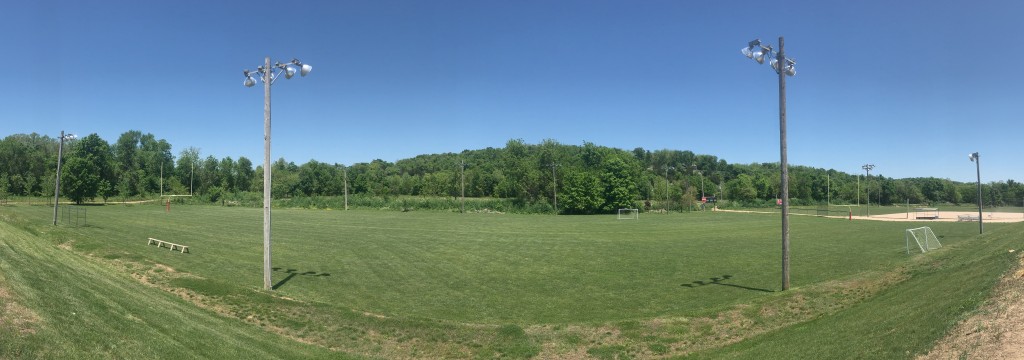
[2, 0, 1020, 183]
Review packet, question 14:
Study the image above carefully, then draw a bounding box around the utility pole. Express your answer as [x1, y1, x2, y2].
[241, 56, 313, 291]
[549, 163, 559, 214]
[776, 37, 791, 291]
[460, 160, 467, 213]
[52, 131, 75, 225]
[969, 152, 982, 234]
[862, 164, 874, 217]
[743, 36, 796, 291]
[664, 166, 674, 211]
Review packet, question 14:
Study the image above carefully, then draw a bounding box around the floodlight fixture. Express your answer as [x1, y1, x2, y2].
[744, 38, 794, 77]
[771, 58, 797, 76]
[292, 59, 312, 76]
[742, 39, 762, 58]
[753, 48, 766, 64]
[284, 66, 296, 79]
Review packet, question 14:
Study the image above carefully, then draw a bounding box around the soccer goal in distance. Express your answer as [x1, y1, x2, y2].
[617, 208, 639, 220]
[906, 226, 941, 254]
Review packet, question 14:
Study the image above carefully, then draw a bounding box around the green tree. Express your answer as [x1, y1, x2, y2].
[297, 160, 337, 196]
[600, 156, 639, 211]
[61, 157, 100, 204]
[176, 147, 200, 194]
[199, 156, 220, 195]
[726, 174, 758, 201]
[236, 157, 254, 192]
[561, 171, 603, 214]
[98, 179, 114, 203]
[220, 157, 236, 192]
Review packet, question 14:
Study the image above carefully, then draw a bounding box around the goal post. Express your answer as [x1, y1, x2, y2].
[617, 208, 639, 220]
[914, 207, 939, 220]
[906, 226, 941, 254]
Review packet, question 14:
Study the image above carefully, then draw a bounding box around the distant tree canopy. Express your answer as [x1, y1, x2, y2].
[2, 132, 1022, 213]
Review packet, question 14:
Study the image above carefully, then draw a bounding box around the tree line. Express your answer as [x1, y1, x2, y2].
[2, 132, 1022, 213]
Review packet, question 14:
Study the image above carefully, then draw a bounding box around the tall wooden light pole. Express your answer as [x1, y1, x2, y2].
[743, 37, 796, 291]
[549, 163, 559, 214]
[53, 131, 75, 225]
[862, 164, 874, 217]
[243, 57, 312, 290]
[460, 160, 468, 213]
[969, 152, 982, 234]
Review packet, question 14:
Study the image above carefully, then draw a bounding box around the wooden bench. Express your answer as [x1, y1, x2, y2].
[957, 215, 979, 222]
[147, 237, 189, 253]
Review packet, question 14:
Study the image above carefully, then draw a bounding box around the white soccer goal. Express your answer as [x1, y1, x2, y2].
[617, 208, 639, 220]
[906, 226, 941, 254]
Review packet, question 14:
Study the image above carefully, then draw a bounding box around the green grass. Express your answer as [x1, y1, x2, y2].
[22, 204, 982, 322]
[0, 208, 344, 359]
[682, 218, 1023, 359]
[1, 203, 1020, 358]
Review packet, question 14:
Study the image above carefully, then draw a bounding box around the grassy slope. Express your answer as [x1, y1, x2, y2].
[682, 221, 1023, 359]
[0, 212, 347, 359]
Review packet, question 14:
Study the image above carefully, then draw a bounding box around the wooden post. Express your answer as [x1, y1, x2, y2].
[263, 56, 273, 291]
[778, 36, 790, 291]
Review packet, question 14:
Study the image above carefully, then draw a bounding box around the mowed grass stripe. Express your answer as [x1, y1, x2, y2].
[682, 221, 1024, 359]
[0, 214, 346, 359]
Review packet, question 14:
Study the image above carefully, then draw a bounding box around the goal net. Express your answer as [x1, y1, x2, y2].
[617, 208, 639, 220]
[906, 226, 941, 254]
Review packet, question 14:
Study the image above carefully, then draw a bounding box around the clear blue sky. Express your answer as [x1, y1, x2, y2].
[2, 1, 1020, 183]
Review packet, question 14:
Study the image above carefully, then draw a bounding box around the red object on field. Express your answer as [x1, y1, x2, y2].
[701, 196, 707, 203]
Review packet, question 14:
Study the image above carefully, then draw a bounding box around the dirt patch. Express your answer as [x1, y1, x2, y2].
[853, 211, 1024, 223]
[917, 251, 1024, 359]
[717, 209, 1024, 223]
[0, 284, 41, 335]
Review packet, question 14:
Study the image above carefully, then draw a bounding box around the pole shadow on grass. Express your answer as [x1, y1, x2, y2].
[680, 274, 774, 293]
[272, 267, 331, 290]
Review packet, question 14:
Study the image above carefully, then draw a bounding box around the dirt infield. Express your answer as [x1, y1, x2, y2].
[850, 211, 1024, 223]
[716, 209, 1024, 223]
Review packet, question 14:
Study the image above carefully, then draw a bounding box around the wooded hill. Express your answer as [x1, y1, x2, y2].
[2, 131, 1021, 213]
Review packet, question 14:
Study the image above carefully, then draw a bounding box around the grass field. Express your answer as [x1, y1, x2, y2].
[2, 202, 1022, 359]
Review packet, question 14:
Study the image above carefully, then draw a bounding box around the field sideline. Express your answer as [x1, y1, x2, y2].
[2, 203, 1022, 359]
